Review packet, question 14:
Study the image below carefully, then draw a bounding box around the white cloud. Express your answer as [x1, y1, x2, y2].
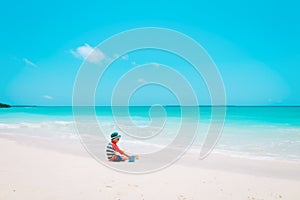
[151, 62, 160, 68]
[23, 58, 38, 68]
[113, 53, 120, 59]
[121, 54, 129, 60]
[110, 54, 129, 60]
[137, 78, 147, 84]
[71, 44, 105, 63]
[43, 95, 53, 100]
[131, 61, 137, 65]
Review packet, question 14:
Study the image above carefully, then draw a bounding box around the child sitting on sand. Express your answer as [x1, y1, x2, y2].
[106, 132, 137, 162]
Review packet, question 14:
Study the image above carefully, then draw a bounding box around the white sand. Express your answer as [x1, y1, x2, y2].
[0, 136, 300, 200]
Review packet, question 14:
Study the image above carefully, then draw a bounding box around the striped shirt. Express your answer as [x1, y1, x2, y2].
[106, 142, 116, 159]
[106, 142, 124, 160]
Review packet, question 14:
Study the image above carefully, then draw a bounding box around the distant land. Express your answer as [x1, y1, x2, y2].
[0, 103, 11, 108]
[0, 103, 37, 108]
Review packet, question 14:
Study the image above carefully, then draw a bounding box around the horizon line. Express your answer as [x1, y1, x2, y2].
[5, 105, 300, 108]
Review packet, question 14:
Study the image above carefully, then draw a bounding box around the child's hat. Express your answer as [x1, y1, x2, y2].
[111, 132, 121, 140]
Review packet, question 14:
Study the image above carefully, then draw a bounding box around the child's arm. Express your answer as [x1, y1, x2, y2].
[122, 152, 131, 158]
[112, 143, 131, 158]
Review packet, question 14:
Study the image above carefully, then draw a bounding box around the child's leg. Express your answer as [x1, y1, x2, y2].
[111, 155, 125, 162]
[122, 156, 128, 161]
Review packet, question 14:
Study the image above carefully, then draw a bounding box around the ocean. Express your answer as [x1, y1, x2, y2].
[0, 106, 300, 161]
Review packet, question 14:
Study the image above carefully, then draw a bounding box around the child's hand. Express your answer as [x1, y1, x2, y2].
[128, 155, 139, 162]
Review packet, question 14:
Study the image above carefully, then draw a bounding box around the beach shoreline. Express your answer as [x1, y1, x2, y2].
[1, 134, 299, 200]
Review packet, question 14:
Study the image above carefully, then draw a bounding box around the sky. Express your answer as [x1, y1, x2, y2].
[0, 0, 299, 106]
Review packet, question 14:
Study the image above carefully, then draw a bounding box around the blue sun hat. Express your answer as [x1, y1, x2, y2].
[111, 132, 121, 141]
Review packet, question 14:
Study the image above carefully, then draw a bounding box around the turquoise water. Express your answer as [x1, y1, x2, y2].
[0, 106, 300, 161]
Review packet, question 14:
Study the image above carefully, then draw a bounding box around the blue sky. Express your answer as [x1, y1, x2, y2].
[0, 0, 299, 106]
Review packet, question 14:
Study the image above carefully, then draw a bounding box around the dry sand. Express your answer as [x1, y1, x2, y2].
[0, 136, 299, 200]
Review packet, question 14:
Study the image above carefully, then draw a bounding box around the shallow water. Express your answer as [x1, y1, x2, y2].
[0, 106, 299, 161]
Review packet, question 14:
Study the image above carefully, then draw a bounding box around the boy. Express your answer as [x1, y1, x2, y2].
[106, 132, 132, 162]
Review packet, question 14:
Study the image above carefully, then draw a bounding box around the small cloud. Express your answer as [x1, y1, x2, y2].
[113, 53, 120, 59]
[111, 54, 128, 60]
[70, 44, 105, 63]
[23, 58, 38, 68]
[151, 62, 160, 68]
[121, 54, 129, 60]
[138, 78, 147, 84]
[131, 61, 137, 65]
[43, 95, 53, 100]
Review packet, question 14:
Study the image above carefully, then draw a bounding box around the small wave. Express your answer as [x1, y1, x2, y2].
[0, 123, 20, 129]
[0, 121, 74, 129]
[209, 149, 300, 162]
